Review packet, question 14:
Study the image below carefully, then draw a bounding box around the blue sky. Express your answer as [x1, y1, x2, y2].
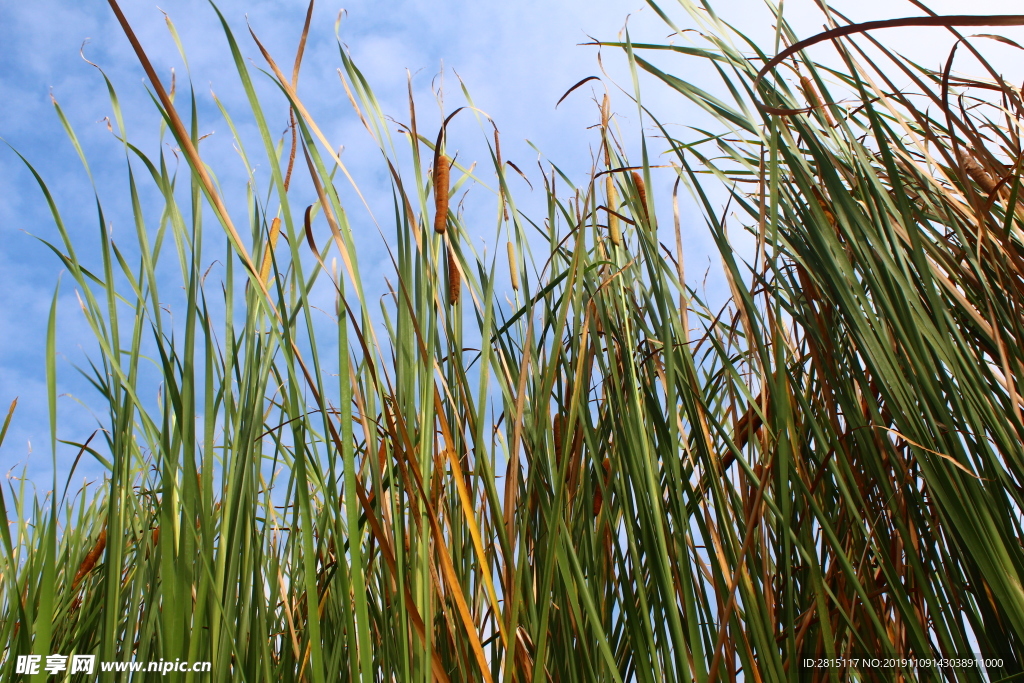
[2, 0, 1023, 485]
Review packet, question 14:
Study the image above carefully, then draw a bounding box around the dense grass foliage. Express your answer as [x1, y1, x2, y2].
[4, 0, 1024, 680]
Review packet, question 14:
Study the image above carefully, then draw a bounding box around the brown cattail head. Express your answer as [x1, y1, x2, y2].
[631, 171, 650, 224]
[810, 186, 837, 229]
[955, 147, 1000, 194]
[72, 527, 107, 589]
[733, 395, 765, 451]
[434, 154, 451, 234]
[507, 241, 520, 291]
[602, 96, 622, 245]
[144, 526, 162, 559]
[606, 175, 621, 246]
[447, 244, 460, 305]
[799, 75, 835, 128]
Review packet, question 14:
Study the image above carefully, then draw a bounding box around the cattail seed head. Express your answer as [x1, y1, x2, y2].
[631, 171, 649, 224]
[601, 94, 613, 164]
[606, 175, 621, 246]
[800, 75, 835, 128]
[955, 147, 1000, 194]
[434, 154, 451, 234]
[507, 241, 520, 291]
[72, 527, 107, 589]
[447, 244, 460, 305]
[146, 526, 161, 559]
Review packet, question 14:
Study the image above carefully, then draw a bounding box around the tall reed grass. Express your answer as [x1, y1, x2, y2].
[4, 0, 1024, 680]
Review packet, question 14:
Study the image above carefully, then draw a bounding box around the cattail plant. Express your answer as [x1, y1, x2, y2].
[799, 74, 835, 128]
[71, 527, 106, 590]
[602, 94, 621, 246]
[446, 243, 460, 305]
[434, 153, 450, 234]
[6, 2, 1024, 682]
[630, 169, 649, 225]
[507, 240, 519, 291]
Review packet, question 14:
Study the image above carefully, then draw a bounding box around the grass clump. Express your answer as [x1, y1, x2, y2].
[4, 0, 1024, 680]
